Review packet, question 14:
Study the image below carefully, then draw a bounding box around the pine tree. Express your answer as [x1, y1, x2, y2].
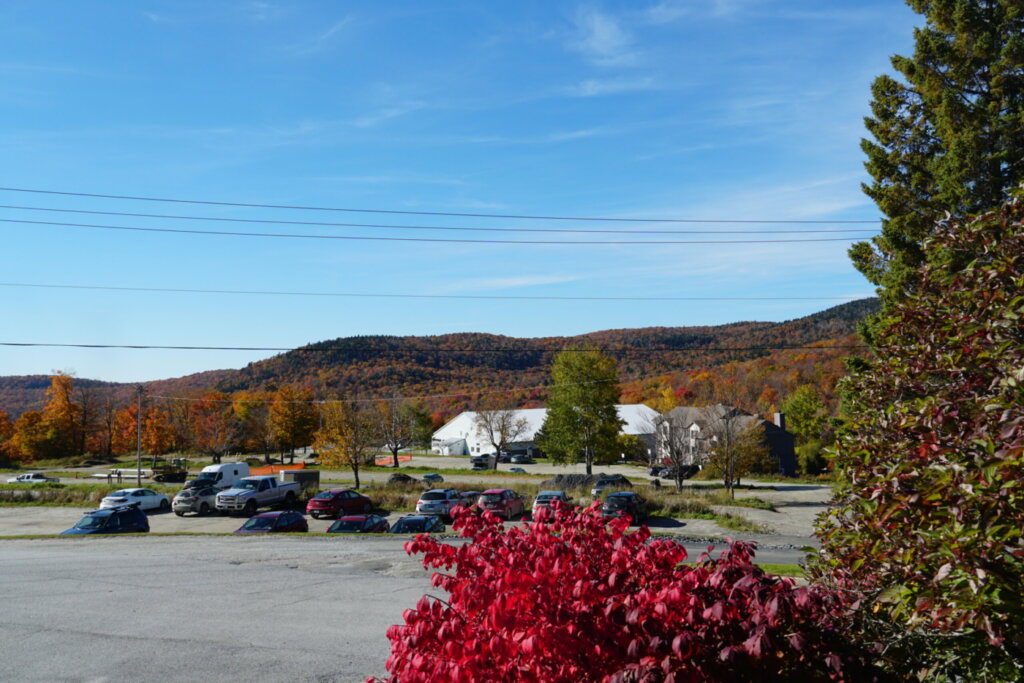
[851, 0, 1024, 307]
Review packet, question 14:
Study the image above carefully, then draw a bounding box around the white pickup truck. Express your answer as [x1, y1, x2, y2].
[215, 476, 301, 516]
[6, 472, 59, 484]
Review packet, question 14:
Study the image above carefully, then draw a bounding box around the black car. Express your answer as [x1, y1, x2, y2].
[387, 473, 418, 485]
[182, 477, 218, 491]
[509, 454, 534, 465]
[659, 465, 700, 480]
[61, 504, 150, 535]
[389, 515, 445, 534]
[497, 452, 514, 464]
[600, 492, 647, 525]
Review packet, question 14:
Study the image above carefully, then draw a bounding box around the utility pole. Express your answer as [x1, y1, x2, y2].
[135, 385, 144, 486]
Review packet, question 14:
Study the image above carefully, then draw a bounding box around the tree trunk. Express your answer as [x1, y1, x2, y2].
[352, 464, 360, 489]
[391, 448, 399, 468]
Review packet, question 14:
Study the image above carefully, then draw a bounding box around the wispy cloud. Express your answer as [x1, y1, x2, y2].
[241, 1, 288, 23]
[428, 274, 583, 295]
[285, 17, 353, 55]
[352, 101, 425, 128]
[315, 174, 466, 187]
[567, 7, 638, 66]
[643, 1, 689, 25]
[563, 76, 658, 97]
[143, 11, 172, 24]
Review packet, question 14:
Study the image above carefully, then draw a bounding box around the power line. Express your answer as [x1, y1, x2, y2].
[0, 186, 882, 225]
[0, 282, 872, 303]
[0, 341, 868, 353]
[0, 217, 869, 245]
[0, 204, 879, 235]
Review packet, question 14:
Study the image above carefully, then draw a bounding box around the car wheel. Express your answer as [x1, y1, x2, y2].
[310, 512, 319, 519]
[284, 492, 297, 508]
[174, 511, 184, 517]
[362, 502, 372, 514]
[199, 503, 210, 516]
[244, 500, 257, 517]
[160, 499, 170, 511]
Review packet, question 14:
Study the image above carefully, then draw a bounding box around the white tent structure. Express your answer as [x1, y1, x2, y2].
[430, 404, 659, 457]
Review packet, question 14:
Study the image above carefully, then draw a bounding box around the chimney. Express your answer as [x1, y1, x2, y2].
[773, 412, 785, 431]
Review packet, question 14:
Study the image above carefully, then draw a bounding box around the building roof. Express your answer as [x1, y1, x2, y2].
[433, 404, 659, 442]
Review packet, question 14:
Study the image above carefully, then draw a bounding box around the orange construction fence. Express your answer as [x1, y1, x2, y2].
[375, 454, 413, 466]
[250, 462, 307, 476]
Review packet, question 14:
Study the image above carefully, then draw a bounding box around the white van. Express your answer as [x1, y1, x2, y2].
[198, 463, 250, 490]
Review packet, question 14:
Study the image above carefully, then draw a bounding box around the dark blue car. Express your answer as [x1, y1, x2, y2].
[61, 504, 150, 535]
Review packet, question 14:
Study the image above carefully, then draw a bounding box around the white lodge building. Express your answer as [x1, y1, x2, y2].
[430, 404, 659, 457]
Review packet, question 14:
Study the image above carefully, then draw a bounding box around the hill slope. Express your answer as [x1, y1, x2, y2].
[0, 299, 877, 417]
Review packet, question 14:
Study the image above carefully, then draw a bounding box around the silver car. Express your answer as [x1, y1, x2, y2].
[172, 485, 219, 516]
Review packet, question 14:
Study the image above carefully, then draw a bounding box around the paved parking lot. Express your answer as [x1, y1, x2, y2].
[0, 535, 430, 682]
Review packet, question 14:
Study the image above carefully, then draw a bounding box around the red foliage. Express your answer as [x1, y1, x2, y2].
[371, 506, 878, 682]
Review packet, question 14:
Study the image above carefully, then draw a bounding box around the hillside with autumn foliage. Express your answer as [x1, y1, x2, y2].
[0, 299, 875, 467]
[0, 299, 875, 420]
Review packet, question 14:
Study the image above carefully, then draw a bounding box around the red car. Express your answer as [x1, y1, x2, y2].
[306, 489, 373, 519]
[327, 514, 391, 534]
[234, 510, 308, 533]
[477, 489, 525, 520]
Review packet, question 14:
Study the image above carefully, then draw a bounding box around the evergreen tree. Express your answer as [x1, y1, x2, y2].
[537, 349, 622, 476]
[851, 0, 1024, 308]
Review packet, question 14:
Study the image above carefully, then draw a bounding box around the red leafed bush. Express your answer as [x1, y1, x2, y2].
[370, 505, 879, 682]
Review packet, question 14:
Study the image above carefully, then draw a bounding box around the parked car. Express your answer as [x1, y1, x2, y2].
[497, 452, 514, 464]
[532, 490, 572, 514]
[172, 485, 219, 516]
[6, 472, 59, 484]
[216, 476, 301, 516]
[387, 473, 418, 485]
[590, 474, 632, 499]
[234, 510, 308, 533]
[181, 477, 217, 491]
[422, 473, 444, 485]
[416, 489, 464, 520]
[509, 467, 526, 474]
[389, 515, 445, 534]
[510, 454, 534, 465]
[100, 488, 170, 512]
[61, 504, 150, 535]
[326, 514, 390, 534]
[470, 454, 495, 470]
[477, 489, 525, 520]
[659, 465, 700, 480]
[600, 491, 647, 524]
[306, 489, 373, 519]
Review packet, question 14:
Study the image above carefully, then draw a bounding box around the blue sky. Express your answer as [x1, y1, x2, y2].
[1, 1, 918, 383]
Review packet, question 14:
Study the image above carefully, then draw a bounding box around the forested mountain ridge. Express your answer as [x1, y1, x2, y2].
[215, 298, 878, 399]
[0, 298, 877, 418]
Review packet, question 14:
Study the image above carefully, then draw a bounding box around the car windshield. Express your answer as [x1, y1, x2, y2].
[421, 492, 446, 501]
[480, 494, 503, 503]
[235, 480, 260, 490]
[329, 520, 363, 532]
[313, 491, 338, 499]
[391, 519, 425, 533]
[107, 490, 130, 497]
[74, 514, 108, 530]
[240, 517, 276, 530]
[536, 496, 555, 504]
[604, 497, 630, 508]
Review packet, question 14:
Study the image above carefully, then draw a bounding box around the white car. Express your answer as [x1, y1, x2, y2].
[6, 473, 59, 484]
[100, 488, 170, 512]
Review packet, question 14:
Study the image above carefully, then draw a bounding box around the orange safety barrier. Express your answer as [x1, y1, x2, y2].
[375, 454, 413, 466]
[250, 462, 307, 476]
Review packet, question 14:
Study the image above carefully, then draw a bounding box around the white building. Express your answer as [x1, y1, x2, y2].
[431, 404, 659, 457]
